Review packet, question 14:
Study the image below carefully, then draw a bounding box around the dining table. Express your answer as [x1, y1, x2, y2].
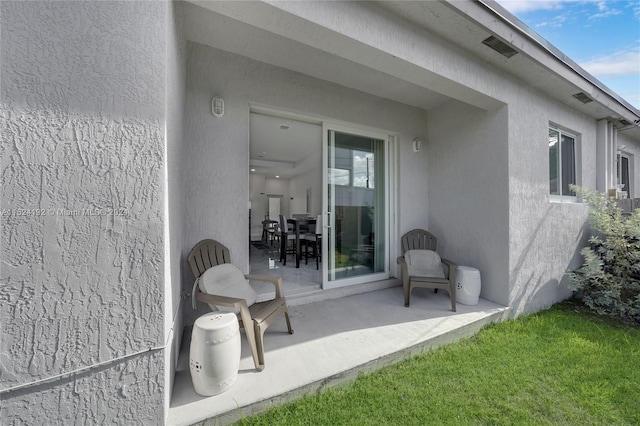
[287, 217, 316, 268]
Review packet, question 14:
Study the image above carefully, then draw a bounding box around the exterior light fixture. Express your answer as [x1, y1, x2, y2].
[412, 138, 422, 152]
[211, 96, 224, 117]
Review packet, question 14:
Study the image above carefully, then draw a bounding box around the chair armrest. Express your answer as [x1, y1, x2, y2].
[440, 258, 458, 281]
[396, 256, 409, 286]
[196, 290, 247, 309]
[245, 274, 285, 299]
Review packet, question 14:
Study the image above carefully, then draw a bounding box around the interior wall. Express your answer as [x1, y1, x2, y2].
[249, 173, 267, 240]
[427, 100, 510, 306]
[265, 178, 291, 218]
[289, 166, 323, 217]
[183, 42, 429, 323]
[1, 1, 167, 422]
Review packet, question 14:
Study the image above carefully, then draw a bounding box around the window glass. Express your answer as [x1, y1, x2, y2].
[549, 129, 559, 195]
[618, 154, 630, 196]
[561, 134, 576, 196]
[329, 168, 350, 186]
[548, 127, 576, 197]
[352, 151, 375, 189]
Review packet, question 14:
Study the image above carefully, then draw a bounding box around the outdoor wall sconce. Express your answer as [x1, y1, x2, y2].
[412, 138, 422, 152]
[211, 96, 224, 118]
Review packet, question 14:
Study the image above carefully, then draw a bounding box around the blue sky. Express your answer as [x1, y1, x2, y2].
[495, 0, 640, 109]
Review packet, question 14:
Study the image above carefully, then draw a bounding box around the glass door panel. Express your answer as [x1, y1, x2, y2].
[323, 126, 388, 289]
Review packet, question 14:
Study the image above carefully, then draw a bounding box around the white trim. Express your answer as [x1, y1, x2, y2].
[322, 122, 395, 290]
[548, 124, 580, 199]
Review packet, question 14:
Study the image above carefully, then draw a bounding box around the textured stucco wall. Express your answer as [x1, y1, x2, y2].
[427, 100, 510, 306]
[507, 88, 596, 316]
[183, 42, 429, 322]
[1, 1, 167, 423]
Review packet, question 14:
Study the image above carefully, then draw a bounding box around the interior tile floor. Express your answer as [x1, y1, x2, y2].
[249, 240, 322, 298]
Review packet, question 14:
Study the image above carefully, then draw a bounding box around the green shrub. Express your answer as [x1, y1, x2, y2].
[568, 185, 640, 325]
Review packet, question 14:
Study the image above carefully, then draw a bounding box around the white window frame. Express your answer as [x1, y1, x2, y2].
[549, 125, 580, 203]
[617, 152, 632, 198]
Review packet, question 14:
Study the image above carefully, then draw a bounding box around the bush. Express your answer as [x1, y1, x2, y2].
[567, 186, 640, 325]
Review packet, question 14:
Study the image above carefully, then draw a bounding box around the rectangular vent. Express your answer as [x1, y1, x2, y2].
[572, 92, 593, 103]
[482, 36, 518, 58]
[619, 119, 631, 126]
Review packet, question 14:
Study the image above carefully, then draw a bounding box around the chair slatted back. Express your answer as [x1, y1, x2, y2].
[187, 239, 231, 279]
[401, 229, 437, 255]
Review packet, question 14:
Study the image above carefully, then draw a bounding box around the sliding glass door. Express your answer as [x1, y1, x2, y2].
[323, 125, 389, 289]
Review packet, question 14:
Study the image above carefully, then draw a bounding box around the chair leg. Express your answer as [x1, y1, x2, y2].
[449, 283, 457, 312]
[284, 311, 294, 334]
[404, 282, 411, 307]
[254, 323, 266, 372]
[239, 309, 262, 371]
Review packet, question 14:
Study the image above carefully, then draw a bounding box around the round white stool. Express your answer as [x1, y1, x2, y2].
[456, 266, 481, 306]
[190, 312, 240, 396]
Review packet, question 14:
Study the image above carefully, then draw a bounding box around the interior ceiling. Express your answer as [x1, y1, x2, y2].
[250, 113, 322, 179]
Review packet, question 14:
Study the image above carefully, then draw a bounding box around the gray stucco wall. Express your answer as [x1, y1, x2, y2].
[1, 1, 167, 423]
[183, 42, 430, 321]
[427, 101, 510, 306]
[165, 0, 187, 415]
[507, 90, 595, 315]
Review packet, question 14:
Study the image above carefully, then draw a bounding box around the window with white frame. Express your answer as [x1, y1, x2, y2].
[548, 126, 577, 197]
[617, 153, 631, 197]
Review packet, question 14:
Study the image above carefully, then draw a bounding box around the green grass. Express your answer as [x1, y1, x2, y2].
[236, 301, 640, 425]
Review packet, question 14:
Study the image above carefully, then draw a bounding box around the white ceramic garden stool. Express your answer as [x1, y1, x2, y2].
[456, 266, 481, 306]
[190, 312, 241, 396]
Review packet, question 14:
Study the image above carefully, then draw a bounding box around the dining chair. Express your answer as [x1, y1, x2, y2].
[304, 215, 322, 270]
[279, 215, 296, 265]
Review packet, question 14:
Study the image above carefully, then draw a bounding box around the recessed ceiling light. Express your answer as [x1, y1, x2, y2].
[275, 175, 280, 178]
[251, 168, 256, 172]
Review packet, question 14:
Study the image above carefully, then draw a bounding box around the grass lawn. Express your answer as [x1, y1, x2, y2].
[236, 301, 640, 425]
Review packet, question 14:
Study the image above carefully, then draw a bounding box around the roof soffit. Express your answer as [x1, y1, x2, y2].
[376, 1, 639, 126]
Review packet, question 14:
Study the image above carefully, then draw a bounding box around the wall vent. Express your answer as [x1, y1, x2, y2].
[618, 119, 631, 126]
[481, 36, 518, 58]
[572, 92, 593, 103]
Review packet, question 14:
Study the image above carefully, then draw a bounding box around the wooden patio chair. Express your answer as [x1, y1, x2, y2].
[397, 229, 457, 311]
[188, 239, 294, 371]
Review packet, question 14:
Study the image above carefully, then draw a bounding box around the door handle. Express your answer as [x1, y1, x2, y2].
[325, 212, 332, 228]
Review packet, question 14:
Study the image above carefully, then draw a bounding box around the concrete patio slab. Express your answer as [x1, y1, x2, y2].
[168, 285, 508, 425]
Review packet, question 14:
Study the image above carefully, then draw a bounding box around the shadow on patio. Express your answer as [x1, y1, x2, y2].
[168, 285, 508, 425]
